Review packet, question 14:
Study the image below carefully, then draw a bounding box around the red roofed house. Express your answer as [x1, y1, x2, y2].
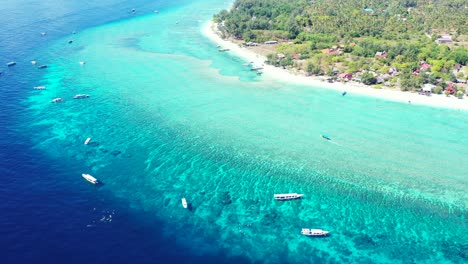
[375, 51, 388, 59]
[292, 53, 301, 60]
[445, 82, 455, 94]
[420, 62, 431, 71]
[339, 73, 353, 80]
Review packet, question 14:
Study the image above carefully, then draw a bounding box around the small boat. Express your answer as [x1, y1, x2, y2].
[301, 228, 329, 236]
[218, 48, 230, 52]
[7, 62, 16, 67]
[33, 86, 46, 90]
[51, 98, 63, 103]
[38, 65, 48, 69]
[251, 64, 263, 71]
[41, 32, 46, 36]
[181, 198, 188, 208]
[73, 94, 89, 99]
[79, 61, 86, 65]
[154, 10, 159, 13]
[321, 134, 331, 141]
[84, 138, 91, 145]
[31, 61, 37, 65]
[132, 8, 136, 13]
[68, 40, 73, 44]
[82, 173, 99, 185]
[256, 70, 263, 75]
[342, 91, 347, 96]
[274, 193, 303, 200]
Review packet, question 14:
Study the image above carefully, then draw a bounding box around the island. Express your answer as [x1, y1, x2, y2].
[211, 0, 468, 102]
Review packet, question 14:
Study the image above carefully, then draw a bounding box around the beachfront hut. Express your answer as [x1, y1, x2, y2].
[423, 84, 435, 92]
[339, 73, 353, 81]
[420, 84, 435, 96]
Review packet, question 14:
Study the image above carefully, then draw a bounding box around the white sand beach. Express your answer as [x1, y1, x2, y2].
[202, 22, 468, 111]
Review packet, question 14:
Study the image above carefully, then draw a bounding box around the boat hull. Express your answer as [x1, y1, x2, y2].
[301, 229, 329, 236]
[82, 174, 99, 185]
[274, 193, 303, 200]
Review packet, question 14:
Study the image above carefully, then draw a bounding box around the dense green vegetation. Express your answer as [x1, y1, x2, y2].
[214, 0, 468, 93]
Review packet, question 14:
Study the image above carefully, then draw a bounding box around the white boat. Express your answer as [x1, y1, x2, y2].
[84, 138, 91, 145]
[181, 198, 188, 208]
[82, 173, 99, 185]
[51, 98, 63, 103]
[251, 64, 263, 71]
[274, 193, 303, 200]
[31, 60, 37, 65]
[79, 61, 86, 65]
[73, 94, 89, 99]
[301, 228, 329, 236]
[33, 86, 46, 90]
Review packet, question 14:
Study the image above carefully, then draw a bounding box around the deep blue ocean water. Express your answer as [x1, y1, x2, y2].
[1, 0, 467, 263]
[1, 1, 248, 263]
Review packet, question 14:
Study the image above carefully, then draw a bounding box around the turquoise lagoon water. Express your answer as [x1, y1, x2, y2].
[22, 0, 467, 263]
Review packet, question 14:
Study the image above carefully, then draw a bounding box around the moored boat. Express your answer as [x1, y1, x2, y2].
[38, 65, 48, 69]
[218, 48, 230, 52]
[73, 94, 89, 99]
[7, 62, 16, 67]
[33, 86, 46, 90]
[181, 197, 188, 208]
[301, 228, 329, 236]
[84, 138, 91, 145]
[82, 173, 99, 185]
[251, 64, 263, 71]
[51, 98, 63, 103]
[321, 134, 331, 140]
[274, 193, 303, 200]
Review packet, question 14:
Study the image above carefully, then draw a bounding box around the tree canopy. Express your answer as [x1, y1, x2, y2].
[214, 0, 468, 91]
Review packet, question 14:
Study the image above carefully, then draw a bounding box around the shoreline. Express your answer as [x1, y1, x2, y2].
[202, 22, 468, 111]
